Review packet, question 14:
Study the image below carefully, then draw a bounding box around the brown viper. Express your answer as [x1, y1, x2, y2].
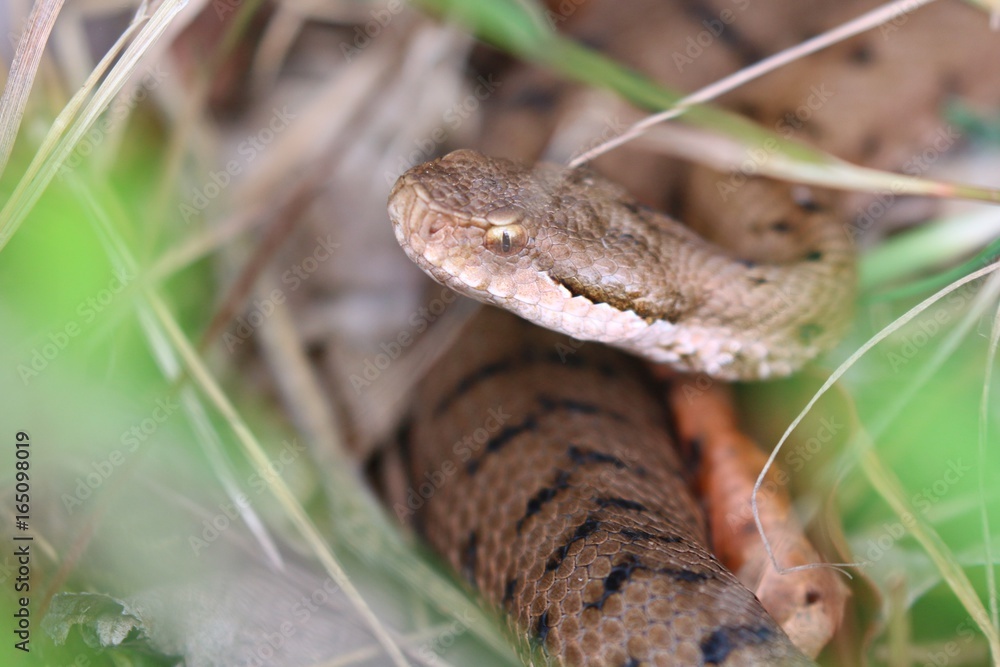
[385, 0, 1000, 664]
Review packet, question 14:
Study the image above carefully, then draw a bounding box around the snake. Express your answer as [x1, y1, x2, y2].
[387, 154, 835, 666]
[381, 0, 1000, 664]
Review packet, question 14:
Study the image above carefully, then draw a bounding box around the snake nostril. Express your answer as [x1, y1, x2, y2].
[428, 216, 447, 234]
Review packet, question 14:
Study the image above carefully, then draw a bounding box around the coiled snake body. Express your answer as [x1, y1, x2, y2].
[398, 306, 814, 665]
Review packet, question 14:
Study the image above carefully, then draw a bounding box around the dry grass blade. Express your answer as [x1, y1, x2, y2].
[979, 300, 1000, 630]
[60, 168, 411, 665]
[0, 0, 187, 253]
[638, 122, 1000, 204]
[0, 0, 66, 178]
[860, 448, 999, 666]
[69, 176, 289, 569]
[570, 0, 938, 166]
[420, 0, 1000, 208]
[146, 285, 410, 667]
[316, 625, 462, 667]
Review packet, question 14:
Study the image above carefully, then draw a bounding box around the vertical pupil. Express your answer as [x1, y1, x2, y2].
[501, 230, 511, 253]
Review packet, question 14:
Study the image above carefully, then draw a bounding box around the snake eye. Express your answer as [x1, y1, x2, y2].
[485, 224, 528, 256]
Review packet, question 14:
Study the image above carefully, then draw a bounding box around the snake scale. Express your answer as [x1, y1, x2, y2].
[382, 0, 1000, 664]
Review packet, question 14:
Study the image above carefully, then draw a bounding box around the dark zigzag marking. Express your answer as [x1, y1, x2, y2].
[516, 469, 572, 534]
[582, 557, 711, 612]
[461, 531, 477, 584]
[546, 518, 602, 571]
[583, 555, 644, 611]
[595, 496, 648, 513]
[465, 414, 538, 474]
[701, 624, 777, 665]
[467, 391, 634, 475]
[567, 445, 627, 469]
[619, 527, 684, 545]
[434, 358, 515, 417]
[516, 443, 639, 535]
[536, 395, 626, 421]
[434, 347, 620, 416]
[535, 610, 552, 646]
[503, 577, 518, 606]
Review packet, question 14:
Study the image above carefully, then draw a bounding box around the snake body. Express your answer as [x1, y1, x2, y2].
[388, 150, 854, 380]
[401, 306, 812, 665]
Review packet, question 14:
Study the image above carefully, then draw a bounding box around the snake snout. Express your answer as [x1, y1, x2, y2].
[387, 192, 408, 242]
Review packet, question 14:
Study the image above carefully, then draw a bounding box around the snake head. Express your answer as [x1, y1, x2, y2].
[387, 149, 561, 302]
[387, 149, 679, 343]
